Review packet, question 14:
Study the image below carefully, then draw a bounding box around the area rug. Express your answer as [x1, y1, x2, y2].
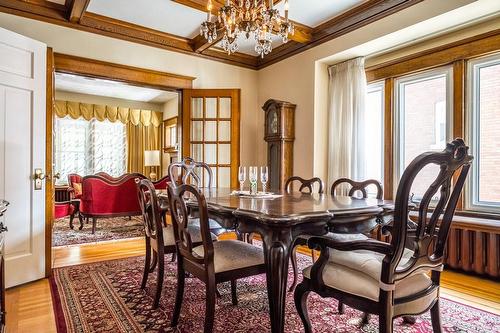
[50, 252, 500, 333]
[52, 216, 144, 247]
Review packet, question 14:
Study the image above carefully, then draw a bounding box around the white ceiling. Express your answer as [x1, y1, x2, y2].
[55, 73, 179, 103]
[216, 32, 285, 56]
[87, 0, 207, 38]
[274, 0, 366, 27]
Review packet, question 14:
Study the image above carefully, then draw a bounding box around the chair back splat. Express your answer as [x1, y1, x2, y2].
[285, 176, 324, 194]
[168, 157, 213, 189]
[136, 179, 164, 246]
[167, 184, 214, 268]
[331, 178, 383, 199]
[387, 138, 473, 284]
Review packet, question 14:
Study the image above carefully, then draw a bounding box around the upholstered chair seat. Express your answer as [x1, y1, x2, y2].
[193, 239, 265, 273]
[162, 224, 216, 247]
[189, 218, 228, 236]
[302, 247, 431, 302]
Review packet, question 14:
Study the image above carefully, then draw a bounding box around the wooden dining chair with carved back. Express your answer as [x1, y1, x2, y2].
[294, 139, 473, 333]
[135, 178, 212, 308]
[167, 183, 267, 333]
[168, 157, 229, 236]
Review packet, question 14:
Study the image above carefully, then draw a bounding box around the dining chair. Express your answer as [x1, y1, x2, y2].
[294, 139, 473, 333]
[168, 157, 228, 236]
[167, 183, 267, 333]
[136, 178, 213, 308]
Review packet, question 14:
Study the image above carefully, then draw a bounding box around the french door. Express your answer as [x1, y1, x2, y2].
[0, 27, 47, 287]
[182, 89, 240, 189]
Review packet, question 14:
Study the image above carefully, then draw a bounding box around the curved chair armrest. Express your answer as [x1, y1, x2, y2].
[307, 235, 393, 255]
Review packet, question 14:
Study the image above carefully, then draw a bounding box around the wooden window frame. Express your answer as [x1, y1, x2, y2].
[365, 29, 500, 219]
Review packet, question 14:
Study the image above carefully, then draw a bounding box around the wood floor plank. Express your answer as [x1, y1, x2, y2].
[5, 236, 500, 332]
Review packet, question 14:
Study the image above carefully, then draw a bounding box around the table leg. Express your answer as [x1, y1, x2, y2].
[261, 229, 293, 333]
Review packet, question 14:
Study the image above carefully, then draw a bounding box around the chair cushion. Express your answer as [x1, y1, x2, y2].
[162, 225, 216, 247]
[73, 182, 82, 198]
[193, 240, 265, 273]
[302, 263, 431, 301]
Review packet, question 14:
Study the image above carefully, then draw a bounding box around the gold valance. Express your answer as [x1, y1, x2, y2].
[54, 100, 162, 127]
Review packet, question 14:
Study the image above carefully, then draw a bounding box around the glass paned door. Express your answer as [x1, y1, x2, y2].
[182, 89, 240, 188]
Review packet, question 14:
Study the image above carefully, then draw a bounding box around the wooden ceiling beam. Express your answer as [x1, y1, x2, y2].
[66, 0, 90, 23]
[0, 0, 66, 20]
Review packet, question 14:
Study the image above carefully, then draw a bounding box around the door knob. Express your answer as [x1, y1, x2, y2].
[53, 172, 61, 180]
[34, 168, 45, 190]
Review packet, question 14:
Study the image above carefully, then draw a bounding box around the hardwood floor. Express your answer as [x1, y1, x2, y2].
[5, 236, 500, 333]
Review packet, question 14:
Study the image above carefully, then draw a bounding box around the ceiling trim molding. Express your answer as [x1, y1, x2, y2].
[66, 0, 91, 23]
[256, 0, 425, 69]
[0, 0, 426, 70]
[54, 52, 195, 90]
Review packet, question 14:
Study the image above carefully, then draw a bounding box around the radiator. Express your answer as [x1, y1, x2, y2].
[445, 224, 500, 278]
[55, 186, 70, 202]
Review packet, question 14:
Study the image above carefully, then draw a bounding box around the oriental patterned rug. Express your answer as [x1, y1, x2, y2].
[50, 253, 500, 333]
[52, 216, 144, 247]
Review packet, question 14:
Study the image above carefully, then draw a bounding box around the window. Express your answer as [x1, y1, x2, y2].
[55, 117, 127, 185]
[467, 54, 500, 212]
[363, 82, 384, 191]
[394, 67, 453, 200]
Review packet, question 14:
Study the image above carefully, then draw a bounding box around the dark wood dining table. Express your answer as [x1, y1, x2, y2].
[158, 188, 390, 333]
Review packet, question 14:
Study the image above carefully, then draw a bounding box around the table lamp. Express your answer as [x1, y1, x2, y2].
[144, 150, 160, 181]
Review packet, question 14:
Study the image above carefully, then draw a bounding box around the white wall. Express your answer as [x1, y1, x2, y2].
[0, 12, 262, 167]
[55, 90, 163, 111]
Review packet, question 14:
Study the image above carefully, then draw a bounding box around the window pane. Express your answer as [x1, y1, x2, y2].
[477, 61, 500, 204]
[218, 167, 231, 188]
[397, 71, 450, 199]
[218, 121, 231, 141]
[219, 98, 231, 118]
[204, 144, 217, 164]
[364, 84, 384, 186]
[191, 121, 203, 141]
[218, 144, 231, 164]
[191, 98, 203, 118]
[206, 97, 217, 118]
[204, 121, 217, 141]
[191, 144, 203, 161]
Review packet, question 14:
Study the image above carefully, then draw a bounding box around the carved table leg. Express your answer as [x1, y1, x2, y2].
[261, 228, 293, 333]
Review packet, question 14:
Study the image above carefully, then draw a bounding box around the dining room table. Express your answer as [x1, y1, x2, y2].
[158, 188, 392, 333]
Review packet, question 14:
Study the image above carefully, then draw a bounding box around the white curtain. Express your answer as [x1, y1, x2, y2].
[54, 116, 127, 184]
[327, 57, 367, 191]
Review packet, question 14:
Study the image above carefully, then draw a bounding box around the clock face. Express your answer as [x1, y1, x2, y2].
[269, 110, 278, 134]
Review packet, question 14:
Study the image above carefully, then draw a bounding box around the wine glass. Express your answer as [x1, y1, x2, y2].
[238, 166, 246, 192]
[249, 166, 258, 194]
[260, 166, 269, 193]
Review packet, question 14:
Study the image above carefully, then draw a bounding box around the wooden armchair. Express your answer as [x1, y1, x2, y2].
[294, 139, 473, 333]
[136, 179, 212, 308]
[167, 183, 266, 333]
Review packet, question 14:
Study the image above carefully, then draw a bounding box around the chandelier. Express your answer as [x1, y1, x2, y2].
[200, 0, 294, 58]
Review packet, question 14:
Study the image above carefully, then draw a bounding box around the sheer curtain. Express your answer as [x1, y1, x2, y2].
[55, 116, 127, 184]
[327, 57, 367, 191]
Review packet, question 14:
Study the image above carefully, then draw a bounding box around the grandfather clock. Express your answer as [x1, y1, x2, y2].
[262, 99, 296, 191]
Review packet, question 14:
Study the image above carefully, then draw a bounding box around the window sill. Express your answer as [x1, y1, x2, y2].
[408, 210, 500, 233]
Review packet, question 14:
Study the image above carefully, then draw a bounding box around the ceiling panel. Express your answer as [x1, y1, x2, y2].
[274, 0, 366, 27]
[55, 73, 179, 103]
[46, 0, 65, 4]
[87, 0, 207, 38]
[215, 33, 284, 56]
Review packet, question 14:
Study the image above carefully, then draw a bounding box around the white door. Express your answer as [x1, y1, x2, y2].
[0, 27, 47, 287]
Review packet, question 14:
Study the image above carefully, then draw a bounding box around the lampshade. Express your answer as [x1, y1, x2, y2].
[144, 150, 160, 166]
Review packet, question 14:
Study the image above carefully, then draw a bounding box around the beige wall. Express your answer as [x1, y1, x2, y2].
[55, 90, 163, 111]
[0, 12, 261, 168]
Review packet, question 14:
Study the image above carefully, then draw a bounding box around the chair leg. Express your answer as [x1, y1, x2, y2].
[403, 315, 416, 324]
[69, 212, 75, 229]
[338, 302, 345, 314]
[361, 312, 370, 325]
[230, 279, 238, 306]
[149, 251, 158, 273]
[430, 300, 442, 333]
[379, 311, 393, 333]
[141, 242, 151, 289]
[91, 217, 97, 234]
[78, 213, 84, 230]
[153, 251, 164, 308]
[294, 283, 312, 333]
[170, 252, 177, 262]
[171, 259, 185, 328]
[204, 279, 217, 333]
[288, 246, 299, 292]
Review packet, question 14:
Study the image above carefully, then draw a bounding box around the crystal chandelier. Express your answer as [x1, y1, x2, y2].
[200, 0, 294, 58]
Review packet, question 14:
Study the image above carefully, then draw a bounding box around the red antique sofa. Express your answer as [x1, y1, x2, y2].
[79, 174, 146, 233]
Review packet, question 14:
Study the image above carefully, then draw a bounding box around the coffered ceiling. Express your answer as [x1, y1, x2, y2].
[0, 0, 425, 69]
